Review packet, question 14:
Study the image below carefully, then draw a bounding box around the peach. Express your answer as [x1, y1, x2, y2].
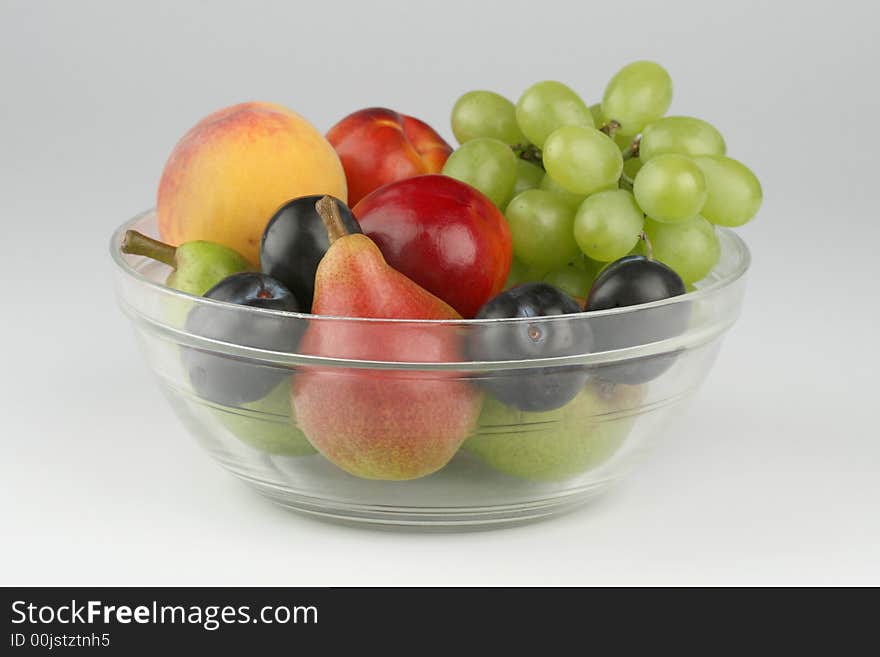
[158, 102, 347, 265]
[326, 108, 452, 207]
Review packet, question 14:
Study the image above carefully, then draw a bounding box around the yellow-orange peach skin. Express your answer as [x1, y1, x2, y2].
[158, 102, 347, 265]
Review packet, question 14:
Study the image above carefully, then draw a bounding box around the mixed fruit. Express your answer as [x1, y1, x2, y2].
[121, 61, 761, 482]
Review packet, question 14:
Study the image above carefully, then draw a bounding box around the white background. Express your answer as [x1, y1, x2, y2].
[1, 0, 877, 585]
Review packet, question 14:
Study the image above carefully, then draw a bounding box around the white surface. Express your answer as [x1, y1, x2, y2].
[1, 0, 877, 585]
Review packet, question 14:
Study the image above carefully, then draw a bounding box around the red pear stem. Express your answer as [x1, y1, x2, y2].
[315, 196, 350, 244]
[121, 230, 177, 267]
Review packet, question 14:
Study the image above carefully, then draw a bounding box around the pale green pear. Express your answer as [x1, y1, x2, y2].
[121, 229, 253, 328]
[122, 229, 252, 296]
[214, 379, 315, 456]
[465, 381, 643, 482]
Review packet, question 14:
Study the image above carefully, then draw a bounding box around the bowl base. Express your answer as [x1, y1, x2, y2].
[230, 469, 612, 530]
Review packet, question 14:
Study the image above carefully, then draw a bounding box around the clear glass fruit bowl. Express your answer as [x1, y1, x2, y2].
[111, 210, 749, 528]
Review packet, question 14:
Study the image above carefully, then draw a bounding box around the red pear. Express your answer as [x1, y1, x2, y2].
[293, 197, 482, 480]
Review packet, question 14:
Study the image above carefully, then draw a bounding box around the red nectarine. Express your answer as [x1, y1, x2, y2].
[326, 108, 452, 207]
[353, 175, 512, 318]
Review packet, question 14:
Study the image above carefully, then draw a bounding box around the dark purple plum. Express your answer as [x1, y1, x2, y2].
[183, 272, 301, 406]
[585, 255, 689, 384]
[467, 282, 593, 412]
[260, 195, 361, 312]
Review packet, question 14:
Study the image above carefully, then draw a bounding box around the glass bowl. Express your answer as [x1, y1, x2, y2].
[111, 210, 749, 528]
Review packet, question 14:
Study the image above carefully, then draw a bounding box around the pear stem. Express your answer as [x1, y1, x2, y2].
[121, 230, 177, 267]
[315, 196, 349, 244]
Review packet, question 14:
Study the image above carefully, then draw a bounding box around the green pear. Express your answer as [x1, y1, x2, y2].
[121, 235, 310, 456]
[213, 379, 316, 456]
[122, 229, 253, 328]
[464, 381, 643, 482]
[121, 230, 252, 296]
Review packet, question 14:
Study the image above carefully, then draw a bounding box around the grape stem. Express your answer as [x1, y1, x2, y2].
[121, 230, 177, 267]
[621, 135, 641, 160]
[599, 120, 621, 138]
[639, 231, 654, 261]
[510, 143, 544, 168]
[618, 173, 635, 192]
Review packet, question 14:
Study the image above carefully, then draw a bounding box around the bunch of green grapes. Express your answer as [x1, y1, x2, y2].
[443, 61, 763, 291]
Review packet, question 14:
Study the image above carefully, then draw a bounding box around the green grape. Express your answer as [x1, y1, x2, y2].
[451, 90, 527, 145]
[602, 61, 673, 136]
[442, 138, 517, 208]
[564, 252, 605, 278]
[515, 81, 594, 148]
[616, 132, 640, 158]
[693, 155, 763, 227]
[579, 254, 606, 280]
[640, 116, 726, 161]
[505, 189, 580, 270]
[644, 216, 720, 285]
[510, 159, 545, 200]
[633, 154, 707, 223]
[627, 236, 649, 258]
[543, 264, 593, 299]
[505, 258, 550, 288]
[504, 257, 529, 289]
[568, 254, 589, 271]
[543, 126, 623, 195]
[539, 172, 586, 208]
[589, 103, 605, 127]
[590, 237, 649, 279]
[574, 189, 644, 262]
[623, 156, 643, 179]
[523, 263, 551, 281]
[614, 131, 633, 150]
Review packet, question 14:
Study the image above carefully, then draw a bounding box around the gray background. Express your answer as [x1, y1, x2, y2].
[1, 0, 877, 585]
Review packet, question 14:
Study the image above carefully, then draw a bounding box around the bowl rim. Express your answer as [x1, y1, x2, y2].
[110, 209, 751, 326]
